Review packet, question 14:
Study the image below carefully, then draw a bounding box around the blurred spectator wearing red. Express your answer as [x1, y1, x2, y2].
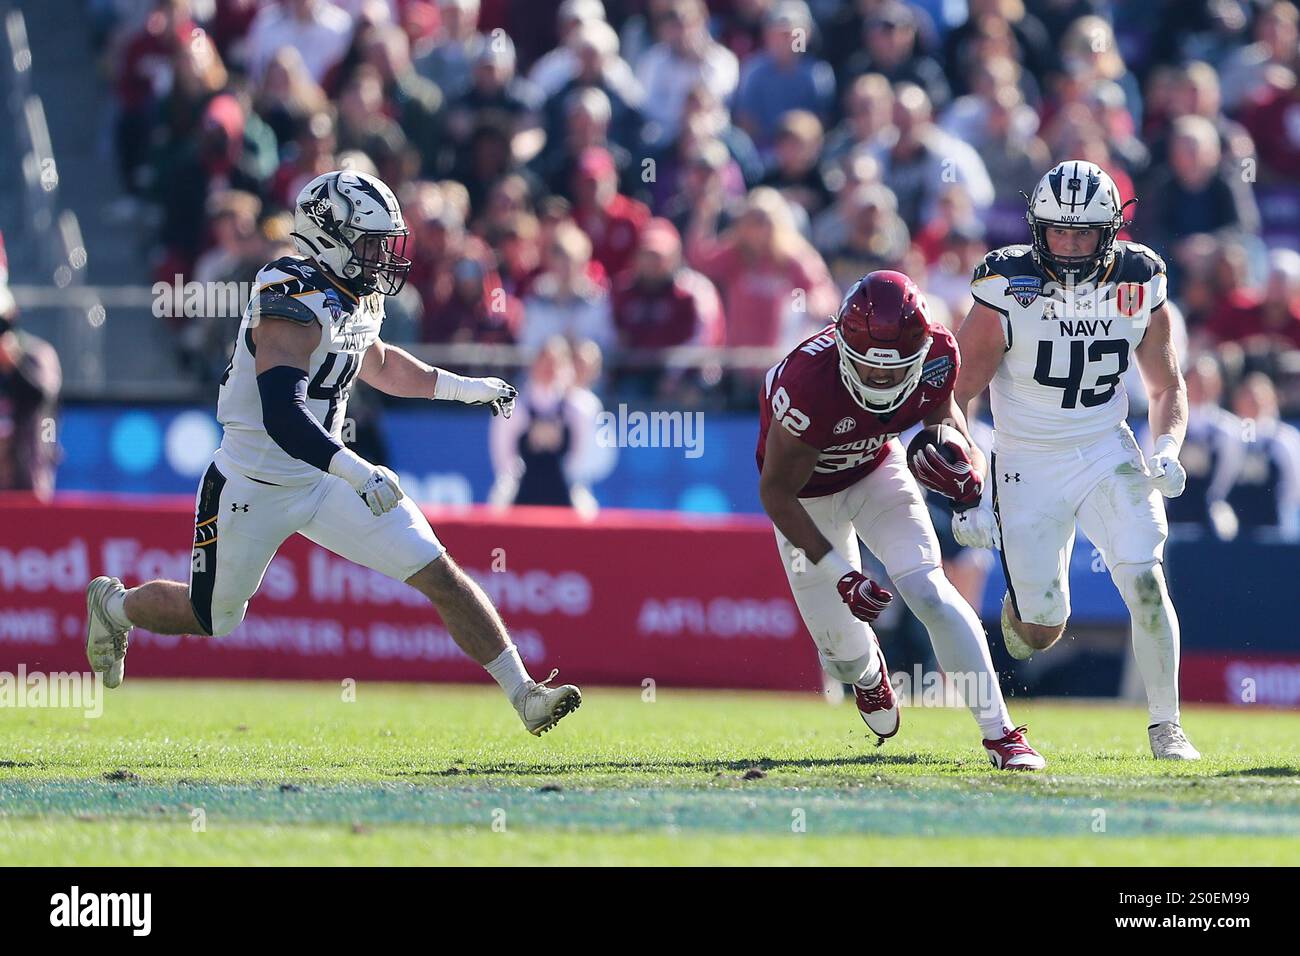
[1206, 249, 1300, 350]
[572, 147, 650, 281]
[115, 0, 195, 195]
[0, 287, 61, 500]
[612, 218, 723, 349]
[432, 254, 522, 344]
[686, 186, 837, 348]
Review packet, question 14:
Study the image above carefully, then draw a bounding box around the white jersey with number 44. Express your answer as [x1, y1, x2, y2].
[216, 255, 383, 484]
[970, 240, 1167, 451]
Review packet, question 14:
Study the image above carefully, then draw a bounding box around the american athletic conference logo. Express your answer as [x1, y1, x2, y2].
[833, 417, 855, 436]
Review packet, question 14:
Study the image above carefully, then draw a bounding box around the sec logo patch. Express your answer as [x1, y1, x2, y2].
[833, 417, 856, 436]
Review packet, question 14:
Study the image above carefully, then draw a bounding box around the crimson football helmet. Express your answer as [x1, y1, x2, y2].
[834, 271, 933, 413]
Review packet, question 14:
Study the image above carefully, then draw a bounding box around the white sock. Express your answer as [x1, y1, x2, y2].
[103, 587, 134, 630]
[893, 567, 1013, 740]
[1113, 563, 1181, 725]
[855, 663, 883, 690]
[852, 655, 883, 691]
[818, 647, 881, 688]
[484, 645, 533, 703]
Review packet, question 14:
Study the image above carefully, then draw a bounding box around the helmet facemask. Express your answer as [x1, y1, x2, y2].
[292, 172, 413, 296]
[834, 326, 932, 413]
[1024, 161, 1136, 285]
[346, 229, 412, 296]
[1027, 213, 1121, 284]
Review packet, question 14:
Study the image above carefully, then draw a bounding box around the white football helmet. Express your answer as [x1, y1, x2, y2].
[291, 170, 412, 295]
[1025, 160, 1133, 282]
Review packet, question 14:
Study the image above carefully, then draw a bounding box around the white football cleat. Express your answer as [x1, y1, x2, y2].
[85, 576, 130, 689]
[516, 669, 582, 736]
[1000, 593, 1035, 661]
[1149, 721, 1201, 761]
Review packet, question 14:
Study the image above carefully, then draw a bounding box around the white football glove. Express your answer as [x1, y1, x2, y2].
[329, 450, 405, 516]
[1147, 434, 1187, 499]
[434, 370, 517, 418]
[952, 503, 1001, 550]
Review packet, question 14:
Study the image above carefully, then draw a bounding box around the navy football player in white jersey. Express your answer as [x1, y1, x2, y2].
[954, 161, 1200, 760]
[84, 170, 581, 736]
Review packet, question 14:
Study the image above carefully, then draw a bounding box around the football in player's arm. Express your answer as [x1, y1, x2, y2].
[755, 272, 1045, 768]
[760, 387, 987, 593]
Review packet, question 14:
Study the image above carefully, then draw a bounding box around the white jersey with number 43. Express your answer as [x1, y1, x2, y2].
[217, 255, 383, 484]
[970, 240, 1167, 451]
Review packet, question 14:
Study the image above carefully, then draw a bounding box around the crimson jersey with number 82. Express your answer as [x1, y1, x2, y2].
[756, 323, 960, 497]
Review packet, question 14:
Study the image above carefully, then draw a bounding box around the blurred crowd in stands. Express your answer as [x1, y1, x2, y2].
[71, 0, 1300, 528]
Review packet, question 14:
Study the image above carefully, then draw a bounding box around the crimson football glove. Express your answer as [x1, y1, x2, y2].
[836, 571, 893, 623]
[911, 441, 983, 511]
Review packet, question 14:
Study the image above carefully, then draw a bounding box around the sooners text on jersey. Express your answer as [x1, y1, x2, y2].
[756, 322, 959, 497]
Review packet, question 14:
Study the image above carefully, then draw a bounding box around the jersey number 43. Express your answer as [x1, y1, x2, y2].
[1033, 339, 1130, 409]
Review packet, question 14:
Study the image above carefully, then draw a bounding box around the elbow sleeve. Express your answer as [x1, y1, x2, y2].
[256, 366, 343, 472]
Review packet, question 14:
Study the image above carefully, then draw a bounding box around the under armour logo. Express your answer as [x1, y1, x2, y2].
[1003, 473, 1021, 483]
[230, 502, 249, 512]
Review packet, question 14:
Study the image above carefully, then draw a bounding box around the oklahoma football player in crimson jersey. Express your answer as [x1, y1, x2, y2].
[757, 271, 1044, 769]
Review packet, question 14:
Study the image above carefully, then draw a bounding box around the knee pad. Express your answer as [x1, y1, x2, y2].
[891, 565, 966, 630]
[1111, 561, 1171, 621]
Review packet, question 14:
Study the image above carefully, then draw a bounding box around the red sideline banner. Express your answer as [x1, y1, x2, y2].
[0, 494, 821, 692]
[1182, 652, 1300, 708]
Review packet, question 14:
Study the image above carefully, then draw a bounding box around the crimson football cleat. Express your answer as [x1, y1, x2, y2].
[983, 725, 1046, 770]
[854, 642, 900, 744]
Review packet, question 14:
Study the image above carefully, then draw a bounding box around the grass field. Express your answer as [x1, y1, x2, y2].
[2, 680, 1299, 865]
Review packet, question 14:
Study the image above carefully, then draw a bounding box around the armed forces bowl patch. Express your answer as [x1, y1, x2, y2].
[324, 287, 343, 322]
[921, 355, 954, 388]
[1006, 275, 1042, 307]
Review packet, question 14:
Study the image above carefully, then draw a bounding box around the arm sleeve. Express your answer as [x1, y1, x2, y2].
[256, 365, 344, 472]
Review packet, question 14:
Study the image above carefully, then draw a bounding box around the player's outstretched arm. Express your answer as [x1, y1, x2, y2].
[359, 338, 517, 417]
[254, 317, 403, 515]
[953, 302, 1006, 460]
[1135, 305, 1190, 498]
